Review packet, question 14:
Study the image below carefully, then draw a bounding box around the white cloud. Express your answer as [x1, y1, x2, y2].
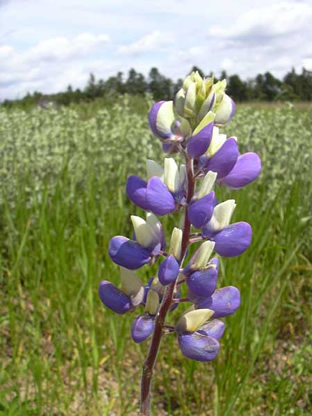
[0, 45, 14, 59]
[118, 31, 175, 55]
[209, 2, 312, 43]
[221, 58, 233, 71]
[27, 33, 110, 62]
[0, 33, 111, 99]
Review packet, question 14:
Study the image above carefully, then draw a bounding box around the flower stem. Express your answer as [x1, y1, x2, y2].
[139, 154, 194, 415]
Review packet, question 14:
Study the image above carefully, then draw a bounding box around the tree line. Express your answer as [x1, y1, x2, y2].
[2, 66, 312, 110]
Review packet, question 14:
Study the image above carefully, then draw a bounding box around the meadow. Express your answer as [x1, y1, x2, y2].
[0, 97, 311, 415]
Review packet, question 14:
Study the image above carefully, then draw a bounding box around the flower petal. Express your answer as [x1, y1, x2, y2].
[109, 236, 151, 269]
[178, 333, 220, 361]
[211, 222, 252, 257]
[197, 319, 225, 339]
[187, 121, 214, 159]
[188, 192, 217, 229]
[126, 175, 149, 210]
[131, 315, 155, 343]
[204, 138, 239, 179]
[146, 177, 176, 216]
[98, 281, 132, 314]
[158, 254, 180, 285]
[187, 266, 218, 298]
[143, 277, 154, 303]
[222, 152, 262, 189]
[214, 94, 236, 126]
[176, 309, 214, 333]
[198, 286, 240, 318]
[148, 101, 175, 140]
[120, 267, 144, 306]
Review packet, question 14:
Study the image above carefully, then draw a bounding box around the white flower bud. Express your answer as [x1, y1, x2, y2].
[120, 267, 144, 306]
[169, 227, 183, 259]
[131, 215, 157, 248]
[196, 171, 217, 200]
[164, 158, 180, 193]
[145, 290, 160, 316]
[206, 127, 227, 158]
[175, 88, 186, 117]
[184, 82, 197, 118]
[208, 200, 236, 232]
[146, 159, 164, 180]
[192, 241, 215, 270]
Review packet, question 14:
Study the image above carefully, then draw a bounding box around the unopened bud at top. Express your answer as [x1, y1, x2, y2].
[173, 72, 235, 126]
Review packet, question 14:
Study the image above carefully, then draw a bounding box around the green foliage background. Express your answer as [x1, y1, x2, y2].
[0, 97, 311, 415]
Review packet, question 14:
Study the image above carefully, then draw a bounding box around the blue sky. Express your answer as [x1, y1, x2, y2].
[1, 0, 312, 100]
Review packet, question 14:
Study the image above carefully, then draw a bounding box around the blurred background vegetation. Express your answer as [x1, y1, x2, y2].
[1, 66, 312, 111]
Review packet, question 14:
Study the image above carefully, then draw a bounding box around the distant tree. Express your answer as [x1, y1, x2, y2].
[2, 65, 312, 109]
[148, 67, 173, 100]
[126, 69, 147, 95]
[284, 68, 312, 101]
[262, 72, 282, 101]
[299, 68, 312, 101]
[283, 68, 300, 100]
[85, 73, 102, 99]
[105, 72, 126, 95]
[227, 75, 248, 102]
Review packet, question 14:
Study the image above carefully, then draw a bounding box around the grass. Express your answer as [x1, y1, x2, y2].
[0, 98, 312, 415]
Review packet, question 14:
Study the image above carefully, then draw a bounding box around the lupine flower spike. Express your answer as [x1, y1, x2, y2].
[98, 70, 261, 415]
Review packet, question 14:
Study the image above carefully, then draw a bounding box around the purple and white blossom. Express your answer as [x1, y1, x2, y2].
[126, 158, 187, 216]
[98, 70, 262, 413]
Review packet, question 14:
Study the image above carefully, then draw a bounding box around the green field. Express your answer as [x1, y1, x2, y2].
[0, 97, 311, 415]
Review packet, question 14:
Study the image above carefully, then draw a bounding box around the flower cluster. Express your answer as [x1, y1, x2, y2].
[99, 71, 261, 362]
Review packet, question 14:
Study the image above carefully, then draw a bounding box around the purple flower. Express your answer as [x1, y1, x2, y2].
[201, 200, 252, 257]
[222, 152, 262, 189]
[158, 254, 180, 286]
[187, 121, 214, 159]
[98, 281, 132, 314]
[187, 258, 219, 300]
[204, 222, 252, 257]
[175, 309, 224, 362]
[178, 332, 220, 362]
[131, 314, 155, 343]
[126, 158, 187, 216]
[200, 138, 239, 179]
[188, 191, 217, 229]
[196, 286, 241, 318]
[109, 214, 165, 270]
[126, 176, 176, 216]
[109, 236, 151, 270]
[148, 101, 190, 143]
